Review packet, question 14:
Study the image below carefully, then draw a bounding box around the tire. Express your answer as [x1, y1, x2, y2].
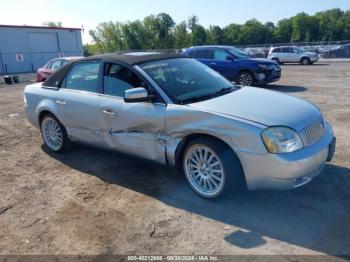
[236, 71, 255, 86]
[40, 113, 71, 152]
[272, 58, 280, 65]
[300, 57, 311, 65]
[182, 137, 245, 199]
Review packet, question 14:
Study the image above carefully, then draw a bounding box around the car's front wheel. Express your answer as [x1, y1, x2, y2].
[236, 71, 255, 86]
[40, 113, 70, 152]
[182, 138, 244, 199]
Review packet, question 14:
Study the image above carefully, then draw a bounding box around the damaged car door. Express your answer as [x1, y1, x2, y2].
[99, 63, 167, 163]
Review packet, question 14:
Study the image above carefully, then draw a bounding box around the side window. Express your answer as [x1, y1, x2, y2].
[65, 62, 100, 93]
[194, 50, 214, 59]
[213, 50, 229, 61]
[50, 60, 62, 70]
[46, 61, 53, 69]
[273, 48, 280, 53]
[103, 63, 147, 97]
[282, 47, 290, 53]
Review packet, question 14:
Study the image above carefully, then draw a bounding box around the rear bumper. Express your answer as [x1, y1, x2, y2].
[238, 122, 335, 190]
[310, 56, 320, 63]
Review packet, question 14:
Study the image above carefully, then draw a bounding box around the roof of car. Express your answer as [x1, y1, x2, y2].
[43, 52, 181, 88]
[188, 45, 235, 49]
[82, 52, 181, 66]
[63, 56, 85, 61]
[272, 46, 299, 49]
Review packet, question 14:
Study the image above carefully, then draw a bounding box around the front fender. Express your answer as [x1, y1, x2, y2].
[164, 104, 267, 167]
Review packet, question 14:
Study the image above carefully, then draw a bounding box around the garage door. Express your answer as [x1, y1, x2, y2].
[28, 32, 59, 69]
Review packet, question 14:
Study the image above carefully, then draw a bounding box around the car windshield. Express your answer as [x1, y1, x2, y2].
[140, 58, 236, 104]
[226, 47, 251, 59]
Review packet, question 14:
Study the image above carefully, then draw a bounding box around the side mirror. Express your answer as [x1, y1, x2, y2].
[226, 56, 234, 61]
[124, 87, 154, 103]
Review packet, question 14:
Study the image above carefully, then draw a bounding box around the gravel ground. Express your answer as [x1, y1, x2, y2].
[0, 63, 349, 256]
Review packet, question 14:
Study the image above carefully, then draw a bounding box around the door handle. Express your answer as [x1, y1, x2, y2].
[211, 62, 217, 65]
[102, 109, 117, 116]
[56, 100, 66, 105]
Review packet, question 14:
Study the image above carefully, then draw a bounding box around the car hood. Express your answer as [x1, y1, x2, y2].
[251, 58, 276, 64]
[239, 57, 276, 64]
[188, 87, 321, 130]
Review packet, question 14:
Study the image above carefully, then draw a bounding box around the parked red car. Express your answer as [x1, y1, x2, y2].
[36, 56, 83, 82]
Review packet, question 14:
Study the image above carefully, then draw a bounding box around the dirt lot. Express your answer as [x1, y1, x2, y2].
[0, 63, 349, 256]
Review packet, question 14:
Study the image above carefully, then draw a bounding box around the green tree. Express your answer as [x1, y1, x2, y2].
[316, 9, 344, 41]
[88, 9, 350, 53]
[239, 19, 268, 44]
[187, 15, 207, 45]
[89, 21, 125, 52]
[174, 22, 189, 48]
[42, 21, 62, 27]
[338, 10, 350, 40]
[143, 13, 175, 49]
[264, 22, 275, 43]
[222, 23, 241, 45]
[273, 19, 292, 43]
[290, 12, 318, 42]
[207, 26, 224, 45]
[83, 44, 100, 56]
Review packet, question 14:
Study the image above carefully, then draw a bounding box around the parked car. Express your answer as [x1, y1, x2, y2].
[320, 44, 350, 58]
[268, 46, 319, 65]
[36, 56, 83, 82]
[24, 52, 336, 199]
[182, 46, 281, 86]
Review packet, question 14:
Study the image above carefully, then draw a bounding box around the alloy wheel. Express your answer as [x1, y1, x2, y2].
[238, 72, 254, 86]
[41, 117, 63, 151]
[184, 145, 225, 198]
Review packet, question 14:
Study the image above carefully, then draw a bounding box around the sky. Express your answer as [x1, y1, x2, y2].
[1, 0, 350, 43]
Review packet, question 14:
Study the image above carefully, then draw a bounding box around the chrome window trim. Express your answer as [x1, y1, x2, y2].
[41, 85, 59, 90]
[58, 87, 167, 107]
[133, 65, 174, 104]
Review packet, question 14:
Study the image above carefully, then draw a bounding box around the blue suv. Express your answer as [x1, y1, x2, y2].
[183, 46, 281, 86]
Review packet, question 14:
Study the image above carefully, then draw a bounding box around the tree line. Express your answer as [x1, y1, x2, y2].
[85, 8, 350, 54]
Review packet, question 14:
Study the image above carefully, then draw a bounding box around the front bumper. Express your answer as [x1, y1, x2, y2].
[238, 122, 335, 190]
[255, 68, 281, 84]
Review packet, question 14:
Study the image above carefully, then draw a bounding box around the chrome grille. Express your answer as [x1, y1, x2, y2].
[300, 118, 325, 146]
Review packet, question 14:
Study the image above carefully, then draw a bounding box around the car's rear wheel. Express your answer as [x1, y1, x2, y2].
[182, 138, 244, 199]
[236, 71, 255, 86]
[301, 57, 311, 65]
[40, 113, 70, 152]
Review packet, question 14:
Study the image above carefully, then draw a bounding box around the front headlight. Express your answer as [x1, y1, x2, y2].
[261, 127, 303, 153]
[258, 64, 273, 70]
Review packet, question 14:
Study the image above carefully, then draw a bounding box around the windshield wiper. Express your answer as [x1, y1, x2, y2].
[179, 87, 233, 104]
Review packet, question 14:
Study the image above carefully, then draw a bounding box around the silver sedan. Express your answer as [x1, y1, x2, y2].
[24, 52, 336, 199]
